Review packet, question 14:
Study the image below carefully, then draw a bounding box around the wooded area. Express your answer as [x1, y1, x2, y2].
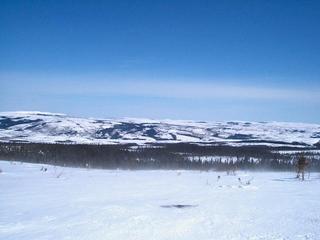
[1, 142, 319, 171]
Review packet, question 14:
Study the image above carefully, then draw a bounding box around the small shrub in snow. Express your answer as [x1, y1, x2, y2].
[40, 166, 47, 172]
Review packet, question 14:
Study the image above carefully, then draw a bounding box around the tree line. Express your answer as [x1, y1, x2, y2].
[0, 142, 319, 171]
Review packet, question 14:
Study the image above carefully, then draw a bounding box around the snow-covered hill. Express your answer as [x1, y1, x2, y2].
[0, 111, 320, 147]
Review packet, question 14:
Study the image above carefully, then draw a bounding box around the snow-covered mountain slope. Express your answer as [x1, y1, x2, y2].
[1, 160, 320, 240]
[0, 111, 319, 147]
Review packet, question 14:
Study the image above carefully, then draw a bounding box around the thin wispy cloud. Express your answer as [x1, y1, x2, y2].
[1, 72, 319, 102]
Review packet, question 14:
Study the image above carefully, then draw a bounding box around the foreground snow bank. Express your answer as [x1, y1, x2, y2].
[0, 160, 320, 240]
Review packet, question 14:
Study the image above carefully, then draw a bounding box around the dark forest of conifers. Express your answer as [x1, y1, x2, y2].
[0, 142, 320, 171]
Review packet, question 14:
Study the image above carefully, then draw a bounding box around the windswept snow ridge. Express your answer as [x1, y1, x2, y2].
[0, 111, 319, 147]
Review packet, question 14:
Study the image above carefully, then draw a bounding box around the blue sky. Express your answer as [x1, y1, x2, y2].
[1, 0, 319, 123]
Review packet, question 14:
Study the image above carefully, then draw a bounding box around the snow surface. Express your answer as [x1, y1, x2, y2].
[1, 111, 320, 147]
[1, 160, 320, 240]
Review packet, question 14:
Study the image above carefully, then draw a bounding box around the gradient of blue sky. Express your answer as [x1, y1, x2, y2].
[1, 0, 319, 122]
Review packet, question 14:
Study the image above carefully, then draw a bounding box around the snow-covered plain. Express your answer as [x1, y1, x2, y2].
[1, 160, 320, 240]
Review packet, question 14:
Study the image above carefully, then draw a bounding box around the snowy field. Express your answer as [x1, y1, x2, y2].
[1, 160, 320, 240]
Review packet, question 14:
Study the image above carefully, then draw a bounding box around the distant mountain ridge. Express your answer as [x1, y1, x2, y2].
[0, 111, 319, 147]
